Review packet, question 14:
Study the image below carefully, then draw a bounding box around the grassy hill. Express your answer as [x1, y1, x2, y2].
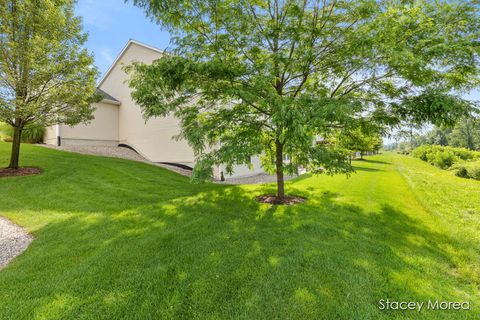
[0, 142, 478, 319]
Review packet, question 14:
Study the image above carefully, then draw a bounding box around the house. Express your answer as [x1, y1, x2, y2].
[44, 40, 264, 179]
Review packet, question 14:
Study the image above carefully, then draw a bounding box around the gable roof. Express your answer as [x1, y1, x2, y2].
[97, 39, 164, 88]
[96, 88, 120, 105]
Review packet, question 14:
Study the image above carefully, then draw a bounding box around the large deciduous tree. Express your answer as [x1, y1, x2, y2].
[127, 0, 479, 199]
[0, 0, 99, 169]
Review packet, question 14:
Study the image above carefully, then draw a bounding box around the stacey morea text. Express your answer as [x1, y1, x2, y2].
[378, 299, 470, 312]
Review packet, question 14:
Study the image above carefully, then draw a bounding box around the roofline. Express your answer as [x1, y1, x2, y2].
[100, 98, 121, 106]
[97, 39, 165, 87]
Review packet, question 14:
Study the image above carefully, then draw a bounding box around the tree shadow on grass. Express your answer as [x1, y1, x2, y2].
[287, 164, 383, 186]
[0, 186, 477, 320]
[289, 173, 312, 183]
[0, 147, 224, 214]
[359, 159, 391, 165]
[352, 165, 384, 172]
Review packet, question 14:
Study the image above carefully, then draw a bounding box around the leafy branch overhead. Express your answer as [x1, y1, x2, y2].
[127, 0, 479, 196]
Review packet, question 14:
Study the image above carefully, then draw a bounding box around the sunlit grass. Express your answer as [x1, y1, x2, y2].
[0, 143, 478, 319]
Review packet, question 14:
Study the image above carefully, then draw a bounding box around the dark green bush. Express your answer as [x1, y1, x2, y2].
[467, 164, 480, 180]
[452, 148, 479, 161]
[22, 124, 45, 143]
[413, 145, 480, 168]
[429, 151, 458, 169]
[413, 145, 480, 180]
[454, 166, 469, 178]
[411, 145, 431, 161]
[4, 123, 45, 143]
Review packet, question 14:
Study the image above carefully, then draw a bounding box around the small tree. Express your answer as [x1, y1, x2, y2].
[0, 0, 99, 169]
[426, 127, 452, 146]
[128, 0, 479, 199]
[337, 128, 382, 160]
[448, 118, 480, 150]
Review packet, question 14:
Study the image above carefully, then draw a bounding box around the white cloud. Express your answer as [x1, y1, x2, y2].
[100, 47, 114, 65]
[76, 0, 127, 30]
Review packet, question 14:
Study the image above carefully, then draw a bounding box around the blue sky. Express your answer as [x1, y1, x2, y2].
[75, 0, 171, 77]
[76, 0, 479, 100]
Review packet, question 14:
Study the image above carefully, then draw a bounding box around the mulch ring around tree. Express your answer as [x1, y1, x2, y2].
[256, 195, 307, 205]
[0, 167, 42, 178]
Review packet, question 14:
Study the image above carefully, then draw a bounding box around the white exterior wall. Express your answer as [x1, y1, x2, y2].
[43, 40, 267, 178]
[43, 126, 57, 145]
[44, 101, 119, 147]
[98, 42, 195, 165]
[60, 101, 119, 146]
[214, 156, 264, 179]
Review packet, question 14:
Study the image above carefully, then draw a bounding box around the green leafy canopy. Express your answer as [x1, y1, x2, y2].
[126, 0, 479, 190]
[0, 0, 99, 130]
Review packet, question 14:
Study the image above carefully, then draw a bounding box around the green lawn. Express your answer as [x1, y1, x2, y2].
[0, 142, 479, 319]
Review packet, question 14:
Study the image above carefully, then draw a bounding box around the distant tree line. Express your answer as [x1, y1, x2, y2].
[385, 117, 480, 152]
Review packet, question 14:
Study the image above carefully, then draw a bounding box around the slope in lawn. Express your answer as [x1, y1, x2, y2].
[0, 143, 478, 319]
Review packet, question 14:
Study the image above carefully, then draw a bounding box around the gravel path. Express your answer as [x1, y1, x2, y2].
[53, 145, 148, 162]
[0, 217, 32, 270]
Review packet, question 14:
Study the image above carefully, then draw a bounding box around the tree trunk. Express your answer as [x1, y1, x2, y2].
[275, 141, 285, 198]
[8, 126, 23, 169]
